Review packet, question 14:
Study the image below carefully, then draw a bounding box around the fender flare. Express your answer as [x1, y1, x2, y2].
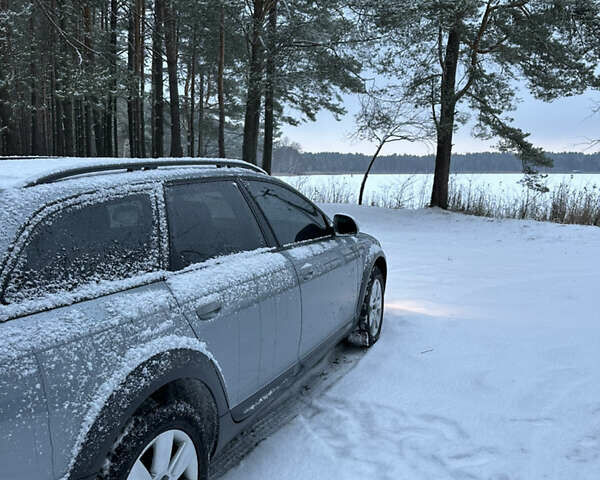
[355, 253, 387, 323]
[68, 344, 228, 480]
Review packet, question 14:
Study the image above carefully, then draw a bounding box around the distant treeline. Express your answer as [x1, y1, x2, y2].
[273, 147, 600, 174]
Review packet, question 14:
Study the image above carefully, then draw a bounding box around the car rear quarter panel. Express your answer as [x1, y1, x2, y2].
[0, 352, 53, 479]
[5, 281, 201, 480]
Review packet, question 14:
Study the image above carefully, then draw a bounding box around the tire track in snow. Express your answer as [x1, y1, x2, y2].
[209, 343, 367, 478]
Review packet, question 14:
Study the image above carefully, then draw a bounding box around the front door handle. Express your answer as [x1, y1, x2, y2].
[196, 300, 222, 321]
[325, 258, 343, 269]
[341, 247, 356, 260]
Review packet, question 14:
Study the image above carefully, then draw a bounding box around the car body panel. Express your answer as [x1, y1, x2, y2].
[166, 251, 260, 407]
[0, 353, 53, 479]
[30, 282, 193, 478]
[253, 250, 302, 391]
[0, 159, 387, 480]
[283, 237, 360, 359]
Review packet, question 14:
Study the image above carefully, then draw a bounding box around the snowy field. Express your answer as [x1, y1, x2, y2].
[279, 173, 600, 208]
[220, 205, 600, 480]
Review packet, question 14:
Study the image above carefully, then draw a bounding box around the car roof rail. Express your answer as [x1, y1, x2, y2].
[23, 158, 267, 188]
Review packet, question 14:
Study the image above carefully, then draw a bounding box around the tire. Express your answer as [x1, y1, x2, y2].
[347, 266, 385, 347]
[100, 400, 209, 480]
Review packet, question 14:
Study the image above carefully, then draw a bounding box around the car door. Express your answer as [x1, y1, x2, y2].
[163, 179, 301, 408]
[243, 180, 360, 360]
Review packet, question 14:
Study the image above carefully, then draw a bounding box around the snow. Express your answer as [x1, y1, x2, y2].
[63, 335, 220, 480]
[221, 205, 600, 480]
[0, 157, 262, 190]
[286, 239, 340, 259]
[0, 159, 266, 309]
[282, 173, 600, 208]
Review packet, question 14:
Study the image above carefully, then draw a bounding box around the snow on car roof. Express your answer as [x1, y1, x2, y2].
[0, 156, 263, 190]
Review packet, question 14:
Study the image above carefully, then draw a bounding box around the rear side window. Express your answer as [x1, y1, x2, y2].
[245, 181, 331, 246]
[4, 193, 160, 304]
[165, 180, 266, 270]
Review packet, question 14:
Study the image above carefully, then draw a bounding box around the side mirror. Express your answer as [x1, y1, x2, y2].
[333, 214, 359, 235]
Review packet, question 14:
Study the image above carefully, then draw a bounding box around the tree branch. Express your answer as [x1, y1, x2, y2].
[455, 0, 494, 102]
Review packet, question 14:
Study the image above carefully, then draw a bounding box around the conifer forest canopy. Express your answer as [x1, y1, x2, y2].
[0, 0, 599, 207]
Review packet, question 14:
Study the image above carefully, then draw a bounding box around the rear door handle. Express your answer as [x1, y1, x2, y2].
[196, 300, 222, 321]
[300, 263, 315, 281]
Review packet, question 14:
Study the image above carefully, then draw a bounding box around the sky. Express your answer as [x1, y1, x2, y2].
[280, 88, 599, 156]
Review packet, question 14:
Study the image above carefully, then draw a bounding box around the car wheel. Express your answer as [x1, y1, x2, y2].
[102, 400, 208, 480]
[348, 266, 385, 347]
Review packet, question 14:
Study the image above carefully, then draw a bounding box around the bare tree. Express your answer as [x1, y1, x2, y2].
[354, 92, 433, 205]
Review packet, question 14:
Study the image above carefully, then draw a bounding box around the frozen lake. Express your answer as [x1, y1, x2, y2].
[278, 173, 600, 209]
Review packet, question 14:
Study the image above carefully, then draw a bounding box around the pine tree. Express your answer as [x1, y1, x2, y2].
[356, 0, 600, 208]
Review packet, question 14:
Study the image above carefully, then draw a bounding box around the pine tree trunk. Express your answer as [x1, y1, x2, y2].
[113, 98, 118, 157]
[19, 105, 29, 154]
[93, 105, 104, 156]
[103, 105, 111, 156]
[0, 0, 18, 155]
[76, 99, 85, 156]
[30, 59, 43, 155]
[164, 0, 183, 157]
[29, 13, 43, 155]
[64, 97, 74, 156]
[49, 0, 60, 156]
[0, 0, 6, 154]
[217, 5, 226, 158]
[197, 70, 204, 157]
[242, 0, 265, 165]
[262, 0, 277, 173]
[108, 0, 118, 157]
[151, 0, 164, 157]
[127, 5, 137, 157]
[82, 4, 102, 157]
[138, 0, 146, 157]
[430, 26, 461, 209]
[84, 102, 93, 156]
[188, 41, 196, 157]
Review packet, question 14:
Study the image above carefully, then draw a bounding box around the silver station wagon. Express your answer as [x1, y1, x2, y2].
[0, 158, 386, 480]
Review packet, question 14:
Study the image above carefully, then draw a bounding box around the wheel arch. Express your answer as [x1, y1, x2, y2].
[355, 254, 387, 322]
[68, 346, 227, 480]
[374, 256, 387, 286]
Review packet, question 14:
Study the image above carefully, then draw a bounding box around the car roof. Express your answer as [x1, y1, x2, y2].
[0, 157, 268, 269]
[0, 157, 265, 190]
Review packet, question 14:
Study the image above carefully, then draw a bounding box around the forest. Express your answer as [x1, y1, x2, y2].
[1, 1, 599, 207]
[272, 148, 600, 174]
[0, 0, 362, 170]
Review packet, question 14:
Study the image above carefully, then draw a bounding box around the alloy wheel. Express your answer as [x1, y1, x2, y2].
[127, 429, 198, 480]
[368, 278, 383, 337]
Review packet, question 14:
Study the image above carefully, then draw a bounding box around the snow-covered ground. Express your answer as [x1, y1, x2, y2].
[280, 173, 600, 208]
[221, 205, 600, 480]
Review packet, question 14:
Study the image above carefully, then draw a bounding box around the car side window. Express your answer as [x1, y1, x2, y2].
[245, 181, 331, 246]
[165, 180, 267, 271]
[5, 193, 160, 304]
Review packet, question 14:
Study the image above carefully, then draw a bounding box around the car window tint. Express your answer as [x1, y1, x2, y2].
[245, 181, 330, 245]
[5, 193, 159, 304]
[165, 181, 266, 270]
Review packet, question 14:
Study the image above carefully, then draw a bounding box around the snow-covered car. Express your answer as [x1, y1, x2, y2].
[0, 157, 386, 480]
